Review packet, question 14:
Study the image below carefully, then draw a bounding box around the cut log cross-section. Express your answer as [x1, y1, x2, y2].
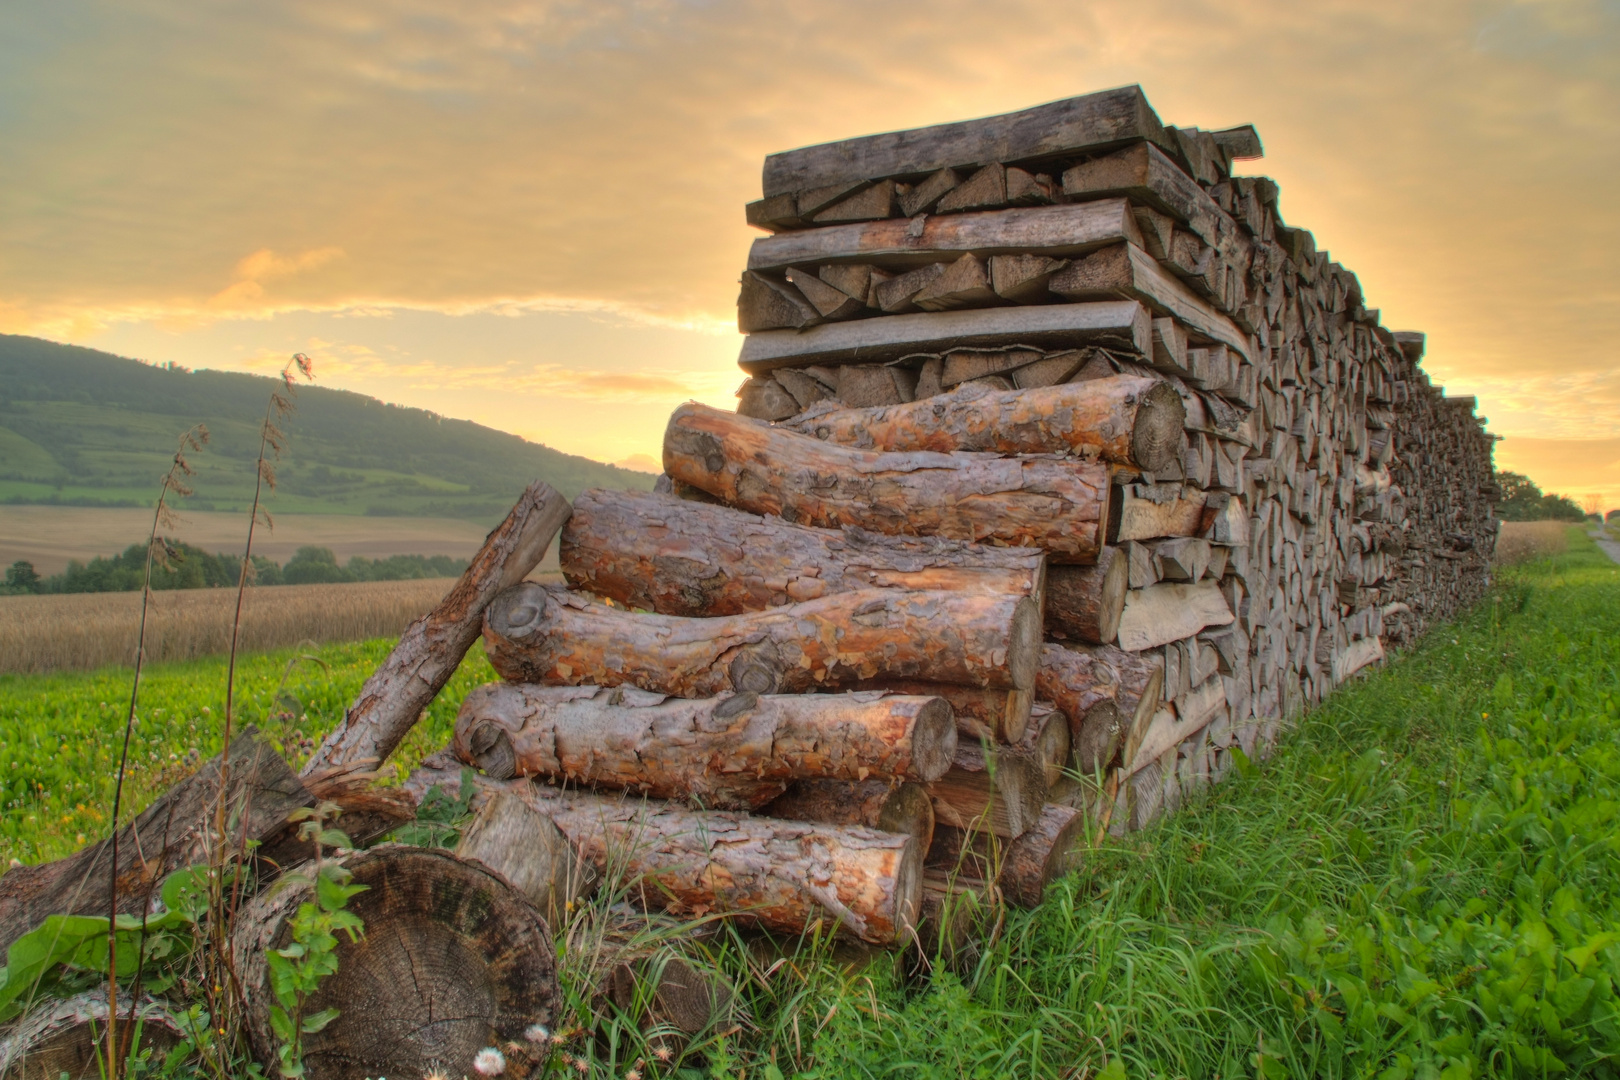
[1037, 644, 1126, 774]
[454, 789, 594, 927]
[1045, 546, 1128, 644]
[452, 682, 958, 809]
[928, 802, 1087, 908]
[560, 487, 1046, 617]
[785, 374, 1186, 473]
[484, 582, 1041, 697]
[663, 402, 1111, 562]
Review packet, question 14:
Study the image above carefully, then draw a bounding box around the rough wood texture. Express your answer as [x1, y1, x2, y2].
[0, 993, 182, 1080]
[1049, 242, 1252, 359]
[850, 681, 1032, 744]
[598, 955, 734, 1043]
[484, 582, 1040, 696]
[560, 487, 1045, 616]
[1037, 644, 1125, 774]
[763, 779, 935, 854]
[911, 869, 992, 970]
[1045, 546, 1128, 644]
[785, 375, 1185, 472]
[302, 480, 571, 785]
[1018, 703, 1073, 787]
[534, 791, 922, 945]
[927, 740, 1046, 839]
[232, 846, 561, 1080]
[1066, 643, 1165, 740]
[1116, 580, 1234, 652]
[737, 302, 1152, 372]
[454, 789, 594, 926]
[762, 85, 1171, 197]
[1110, 483, 1208, 543]
[747, 200, 1141, 273]
[0, 728, 309, 956]
[452, 682, 958, 808]
[664, 402, 1110, 562]
[737, 271, 818, 332]
[1061, 141, 1224, 247]
[928, 802, 1086, 908]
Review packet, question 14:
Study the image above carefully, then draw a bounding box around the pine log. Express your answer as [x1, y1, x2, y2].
[535, 791, 922, 945]
[850, 681, 1032, 744]
[1116, 580, 1234, 652]
[452, 682, 958, 807]
[736, 302, 1152, 372]
[928, 802, 1086, 908]
[0, 727, 309, 956]
[454, 789, 595, 926]
[561, 488, 1046, 617]
[0, 992, 183, 1080]
[232, 846, 561, 1080]
[762, 779, 935, 853]
[927, 740, 1046, 839]
[302, 480, 571, 786]
[1109, 483, 1207, 543]
[664, 402, 1110, 562]
[1045, 546, 1128, 644]
[484, 583, 1040, 696]
[784, 374, 1185, 473]
[1061, 643, 1164, 745]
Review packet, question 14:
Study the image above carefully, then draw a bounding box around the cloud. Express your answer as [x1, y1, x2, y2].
[208, 247, 346, 311]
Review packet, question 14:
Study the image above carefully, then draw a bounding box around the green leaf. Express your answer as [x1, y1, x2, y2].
[1095, 1060, 1128, 1080]
[300, 1007, 340, 1034]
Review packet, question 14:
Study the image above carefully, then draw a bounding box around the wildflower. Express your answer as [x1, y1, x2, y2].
[652, 1046, 672, 1063]
[423, 1069, 449, 1080]
[473, 1048, 505, 1076]
[571, 1057, 588, 1075]
[524, 1024, 550, 1044]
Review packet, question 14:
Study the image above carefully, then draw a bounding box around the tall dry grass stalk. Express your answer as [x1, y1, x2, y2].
[1494, 521, 1571, 565]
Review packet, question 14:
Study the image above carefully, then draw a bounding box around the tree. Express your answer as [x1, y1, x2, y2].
[1494, 471, 1586, 522]
[4, 560, 40, 593]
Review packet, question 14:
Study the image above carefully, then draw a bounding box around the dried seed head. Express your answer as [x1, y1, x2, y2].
[524, 1024, 550, 1044]
[473, 1048, 506, 1076]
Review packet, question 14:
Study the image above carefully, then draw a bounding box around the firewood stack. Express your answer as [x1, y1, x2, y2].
[412, 85, 1496, 948]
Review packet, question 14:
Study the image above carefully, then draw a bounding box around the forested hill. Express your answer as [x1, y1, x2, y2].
[0, 334, 655, 521]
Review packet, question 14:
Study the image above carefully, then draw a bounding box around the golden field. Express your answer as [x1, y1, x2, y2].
[1493, 521, 1573, 566]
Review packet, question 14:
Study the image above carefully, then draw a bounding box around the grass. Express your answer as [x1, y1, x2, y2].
[1495, 520, 1572, 565]
[5, 532, 1620, 1077]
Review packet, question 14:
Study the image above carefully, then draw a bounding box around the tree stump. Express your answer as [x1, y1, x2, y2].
[0, 993, 182, 1080]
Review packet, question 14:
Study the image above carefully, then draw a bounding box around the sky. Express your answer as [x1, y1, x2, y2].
[1, 0, 1617, 502]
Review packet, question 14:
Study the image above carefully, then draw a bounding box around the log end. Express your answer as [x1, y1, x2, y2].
[485, 581, 551, 643]
[1008, 596, 1043, 692]
[909, 697, 959, 783]
[1097, 548, 1128, 645]
[1130, 380, 1187, 474]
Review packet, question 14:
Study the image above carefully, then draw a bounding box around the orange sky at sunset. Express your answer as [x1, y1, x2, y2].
[2, 1, 1616, 504]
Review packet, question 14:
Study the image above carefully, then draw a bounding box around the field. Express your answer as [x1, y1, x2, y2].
[1495, 519, 1571, 564]
[3, 527, 1620, 1076]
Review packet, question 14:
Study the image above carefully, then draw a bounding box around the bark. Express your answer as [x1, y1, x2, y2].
[785, 375, 1185, 473]
[663, 402, 1110, 562]
[533, 791, 922, 946]
[1045, 546, 1128, 644]
[452, 682, 958, 808]
[849, 681, 1032, 744]
[560, 487, 1046, 617]
[927, 804, 1086, 908]
[302, 480, 572, 786]
[762, 779, 935, 854]
[926, 740, 1047, 839]
[1109, 483, 1207, 544]
[1037, 644, 1124, 774]
[455, 788, 595, 926]
[232, 846, 561, 1080]
[0, 727, 309, 956]
[0, 992, 183, 1080]
[483, 582, 1041, 697]
[1065, 643, 1165, 741]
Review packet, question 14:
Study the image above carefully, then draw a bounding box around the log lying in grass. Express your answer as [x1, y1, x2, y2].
[535, 791, 922, 945]
[302, 479, 572, 787]
[785, 375, 1185, 473]
[560, 487, 1046, 616]
[664, 402, 1110, 562]
[0, 727, 309, 956]
[0, 992, 183, 1080]
[454, 789, 595, 926]
[232, 846, 561, 1080]
[484, 582, 1041, 696]
[452, 682, 958, 809]
[1044, 546, 1128, 644]
[763, 778, 936, 853]
[910, 869, 993, 971]
[598, 955, 734, 1045]
[927, 803, 1087, 908]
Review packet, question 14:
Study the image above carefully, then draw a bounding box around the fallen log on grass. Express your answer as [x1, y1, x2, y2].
[452, 682, 957, 809]
[483, 583, 1040, 696]
[232, 846, 561, 1080]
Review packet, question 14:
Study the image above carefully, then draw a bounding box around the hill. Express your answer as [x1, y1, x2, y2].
[0, 334, 655, 522]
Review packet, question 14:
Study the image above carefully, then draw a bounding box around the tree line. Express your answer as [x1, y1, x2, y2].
[1493, 472, 1589, 523]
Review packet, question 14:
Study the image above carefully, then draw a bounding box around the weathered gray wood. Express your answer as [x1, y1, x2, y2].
[0, 992, 183, 1080]
[762, 86, 1172, 197]
[1049, 243, 1253, 359]
[1110, 483, 1208, 543]
[1116, 581, 1234, 652]
[738, 302, 1151, 372]
[1061, 141, 1224, 246]
[456, 789, 593, 926]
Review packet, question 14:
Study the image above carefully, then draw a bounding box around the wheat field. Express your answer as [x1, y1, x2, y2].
[0, 579, 455, 675]
[1494, 521, 1572, 565]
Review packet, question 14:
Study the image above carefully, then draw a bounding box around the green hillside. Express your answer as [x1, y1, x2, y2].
[0, 334, 655, 522]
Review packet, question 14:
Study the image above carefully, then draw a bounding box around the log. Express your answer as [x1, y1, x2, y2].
[763, 779, 935, 853]
[761, 85, 1171, 196]
[747, 199, 1141, 273]
[302, 480, 571, 786]
[991, 254, 1068, 303]
[598, 954, 734, 1043]
[663, 402, 1110, 562]
[1127, 679, 1227, 775]
[911, 869, 992, 970]
[484, 583, 1040, 695]
[0, 992, 183, 1080]
[737, 271, 819, 332]
[1063, 643, 1165, 742]
[1110, 483, 1207, 543]
[786, 266, 865, 320]
[1018, 703, 1073, 787]
[452, 682, 958, 807]
[1036, 644, 1125, 774]
[1048, 242, 1252, 359]
[454, 788, 594, 926]
[912, 254, 1001, 311]
[1045, 546, 1127, 644]
[0, 727, 309, 956]
[784, 374, 1186, 473]
[232, 846, 561, 1080]
[534, 791, 922, 945]
[928, 802, 1086, 908]
[927, 740, 1046, 839]
[737, 301, 1152, 372]
[849, 681, 1032, 744]
[1116, 580, 1234, 652]
[560, 488, 1046, 617]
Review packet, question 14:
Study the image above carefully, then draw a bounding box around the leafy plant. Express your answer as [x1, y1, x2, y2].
[384, 767, 476, 848]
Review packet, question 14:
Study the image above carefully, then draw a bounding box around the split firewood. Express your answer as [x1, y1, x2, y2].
[1018, 703, 1073, 787]
[455, 788, 595, 926]
[1005, 167, 1058, 206]
[1013, 350, 1088, 388]
[763, 778, 936, 852]
[936, 164, 1007, 214]
[1036, 644, 1124, 774]
[913, 253, 1001, 311]
[484, 582, 1042, 695]
[928, 802, 1086, 908]
[1115, 580, 1234, 652]
[797, 180, 872, 219]
[837, 364, 911, 407]
[990, 254, 1068, 304]
[452, 682, 958, 807]
[941, 349, 1043, 387]
[813, 180, 895, 223]
[1045, 546, 1128, 644]
[775, 366, 834, 409]
[0, 992, 183, 1080]
[1154, 537, 1211, 581]
[1110, 483, 1207, 543]
[0, 728, 310, 956]
[874, 262, 950, 313]
[534, 791, 923, 945]
[744, 191, 803, 232]
[1151, 317, 1189, 374]
[1062, 643, 1165, 745]
[737, 270, 819, 332]
[898, 167, 963, 216]
[784, 374, 1185, 473]
[927, 739, 1047, 839]
[818, 263, 875, 303]
[232, 846, 561, 1080]
[663, 402, 1111, 562]
[560, 488, 1045, 616]
[1048, 242, 1251, 359]
[302, 479, 571, 786]
[1060, 141, 1223, 248]
[736, 375, 800, 420]
[786, 266, 865, 320]
[1132, 205, 1175, 258]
